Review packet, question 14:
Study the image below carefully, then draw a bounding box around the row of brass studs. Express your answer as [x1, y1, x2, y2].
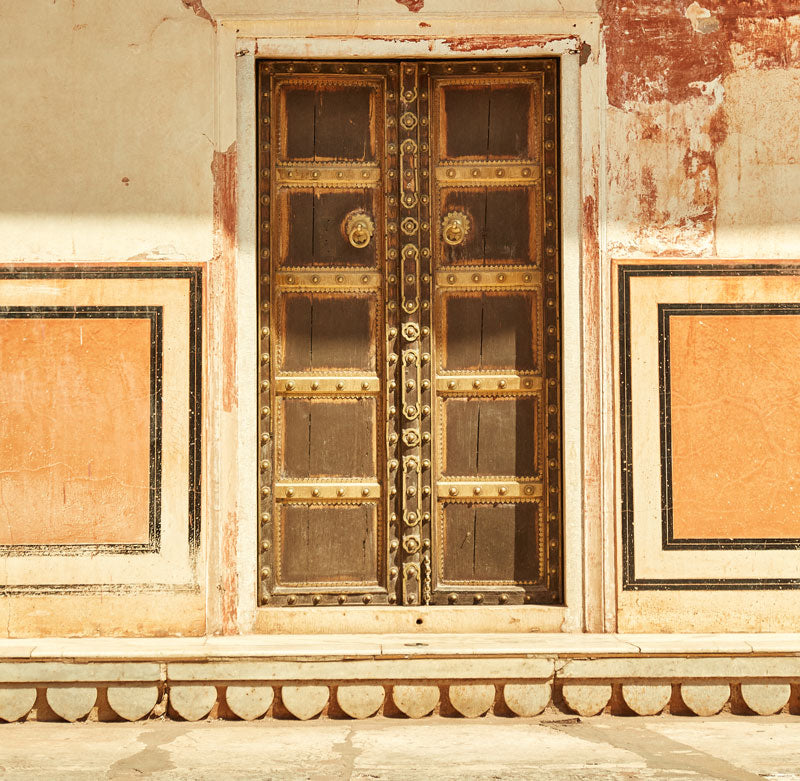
[542, 63, 561, 603]
[435, 163, 541, 184]
[384, 70, 402, 606]
[258, 67, 275, 606]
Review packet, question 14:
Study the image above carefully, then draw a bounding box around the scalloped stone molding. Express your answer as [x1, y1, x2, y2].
[2, 635, 800, 721]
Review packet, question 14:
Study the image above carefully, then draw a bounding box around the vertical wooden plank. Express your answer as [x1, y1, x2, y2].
[315, 87, 374, 161]
[487, 87, 531, 158]
[284, 89, 316, 159]
[311, 296, 374, 371]
[308, 399, 375, 478]
[281, 293, 313, 372]
[281, 398, 311, 478]
[442, 87, 489, 158]
[481, 294, 535, 371]
[442, 294, 483, 370]
[443, 399, 479, 476]
[280, 504, 377, 583]
[477, 398, 537, 477]
[285, 190, 315, 267]
[484, 189, 529, 261]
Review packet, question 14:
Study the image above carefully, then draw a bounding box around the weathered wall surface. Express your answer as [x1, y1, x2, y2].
[0, 0, 215, 262]
[603, 0, 800, 258]
[0, 0, 217, 635]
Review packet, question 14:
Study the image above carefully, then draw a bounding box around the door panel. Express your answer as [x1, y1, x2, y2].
[258, 59, 561, 608]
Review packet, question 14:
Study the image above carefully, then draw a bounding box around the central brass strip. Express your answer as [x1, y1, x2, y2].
[275, 164, 381, 187]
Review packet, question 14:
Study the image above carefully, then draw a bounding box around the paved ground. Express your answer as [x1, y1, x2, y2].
[1, 716, 799, 780]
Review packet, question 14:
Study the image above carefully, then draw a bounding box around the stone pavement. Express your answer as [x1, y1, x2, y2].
[0, 715, 799, 780]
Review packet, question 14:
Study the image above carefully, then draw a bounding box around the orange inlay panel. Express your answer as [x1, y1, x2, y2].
[670, 314, 800, 539]
[0, 317, 152, 545]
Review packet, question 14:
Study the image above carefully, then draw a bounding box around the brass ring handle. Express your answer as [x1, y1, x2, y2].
[442, 210, 470, 246]
[344, 210, 375, 249]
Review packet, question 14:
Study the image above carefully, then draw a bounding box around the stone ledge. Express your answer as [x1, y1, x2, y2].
[1, 634, 800, 721]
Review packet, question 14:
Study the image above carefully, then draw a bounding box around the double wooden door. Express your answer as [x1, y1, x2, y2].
[257, 59, 561, 607]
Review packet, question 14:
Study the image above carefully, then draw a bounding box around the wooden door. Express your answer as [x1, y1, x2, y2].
[257, 60, 561, 608]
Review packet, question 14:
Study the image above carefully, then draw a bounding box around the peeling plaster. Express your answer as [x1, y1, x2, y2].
[181, 0, 215, 27]
[395, 0, 424, 12]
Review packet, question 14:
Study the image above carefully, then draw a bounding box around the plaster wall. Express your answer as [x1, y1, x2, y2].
[0, 0, 798, 636]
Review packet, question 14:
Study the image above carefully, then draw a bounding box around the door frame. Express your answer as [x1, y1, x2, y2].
[208, 6, 609, 634]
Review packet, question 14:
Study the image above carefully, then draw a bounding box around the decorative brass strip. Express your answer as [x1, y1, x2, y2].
[275, 482, 382, 501]
[437, 481, 544, 501]
[275, 164, 381, 187]
[436, 162, 541, 185]
[276, 376, 380, 395]
[275, 271, 382, 290]
[435, 270, 542, 288]
[436, 375, 543, 394]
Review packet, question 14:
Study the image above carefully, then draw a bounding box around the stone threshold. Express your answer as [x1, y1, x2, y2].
[1, 633, 799, 722]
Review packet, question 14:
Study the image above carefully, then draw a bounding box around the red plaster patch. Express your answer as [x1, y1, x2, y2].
[211, 142, 238, 412]
[395, 0, 424, 11]
[443, 34, 577, 52]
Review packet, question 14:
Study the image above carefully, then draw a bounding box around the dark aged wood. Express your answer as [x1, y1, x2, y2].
[258, 59, 562, 608]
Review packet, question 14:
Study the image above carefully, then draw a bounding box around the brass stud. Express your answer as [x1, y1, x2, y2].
[497, 273, 505, 282]
[362, 170, 369, 179]
[448, 593, 458, 604]
[287, 275, 295, 284]
[498, 487, 507, 496]
[472, 274, 480, 283]
[312, 170, 319, 179]
[496, 168, 505, 177]
[390, 540, 399, 551]
[422, 432, 431, 443]
[525, 486, 534, 495]
[499, 593, 509, 604]
[474, 594, 484, 604]
[260, 460, 270, 472]
[498, 380, 506, 389]
[337, 488, 345, 496]
[407, 486, 417, 497]
[312, 488, 320, 497]
[337, 171, 344, 179]
[261, 567, 271, 579]
[421, 379, 430, 390]
[261, 379, 269, 392]
[448, 381, 456, 389]
[336, 381, 344, 390]
[389, 459, 399, 471]
[261, 406, 270, 417]
[449, 487, 458, 496]
[473, 380, 481, 389]
[285, 380, 295, 390]
[471, 168, 480, 177]
[311, 381, 320, 390]
[522, 168, 531, 177]
[261, 326, 270, 337]
[287, 595, 296, 605]
[336, 275, 344, 283]
[363, 594, 372, 604]
[260, 512, 270, 524]
[260, 433, 270, 445]
[338, 594, 347, 604]
[261, 353, 270, 364]
[362, 381, 370, 390]
[261, 540, 271, 552]
[286, 488, 294, 497]
[447, 275, 456, 284]
[388, 595, 397, 604]
[362, 487, 370, 496]
[523, 274, 532, 283]
[312, 595, 321, 605]
[473, 486, 481, 495]
[446, 169, 456, 178]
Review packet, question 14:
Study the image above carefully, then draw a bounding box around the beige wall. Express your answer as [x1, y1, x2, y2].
[2, 0, 800, 635]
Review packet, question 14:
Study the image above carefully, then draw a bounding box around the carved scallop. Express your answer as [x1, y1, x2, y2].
[392, 685, 439, 718]
[225, 686, 274, 721]
[46, 686, 97, 722]
[448, 684, 494, 718]
[169, 685, 217, 721]
[740, 683, 790, 716]
[680, 683, 730, 716]
[561, 683, 611, 716]
[281, 685, 329, 720]
[107, 685, 159, 722]
[336, 685, 385, 719]
[0, 688, 37, 722]
[621, 684, 672, 716]
[503, 683, 551, 717]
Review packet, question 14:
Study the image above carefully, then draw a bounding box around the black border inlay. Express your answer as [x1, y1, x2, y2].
[0, 265, 202, 593]
[619, 264, 800, 590]
[0, 306, 163, 555]
[659, 302, 800, 551]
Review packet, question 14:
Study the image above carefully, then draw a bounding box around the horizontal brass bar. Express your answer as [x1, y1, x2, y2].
[436, 375, 543, 394]
[275, 482, 382, 501]
[275, 271, 382, 290]
[436, 481, 543, 501]
[275, 164, 381, 187]
[436, 162, 541, 186]
[435, 269, 541, 288]
[276, 376, 380, 395]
